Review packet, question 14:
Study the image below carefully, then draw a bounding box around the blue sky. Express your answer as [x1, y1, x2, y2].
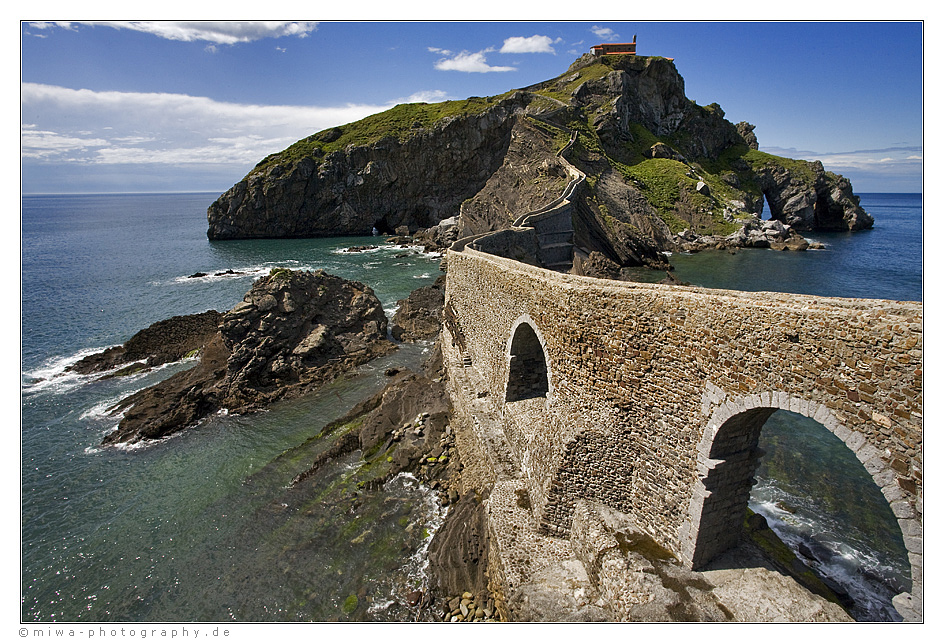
[20, 19, 924, 194]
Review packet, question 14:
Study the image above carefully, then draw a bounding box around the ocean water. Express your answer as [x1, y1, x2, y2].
[20, 192, 920, 622]
[663, 193, 923, 302]
[21, 193, 447, 622]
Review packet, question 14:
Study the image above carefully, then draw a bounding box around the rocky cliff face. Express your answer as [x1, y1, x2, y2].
[103, 269, 395, 445]
[207, 53, 872, 271]
[207, 95, 530, 239]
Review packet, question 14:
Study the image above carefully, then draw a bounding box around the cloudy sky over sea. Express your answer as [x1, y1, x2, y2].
[20, 15, 923, 194]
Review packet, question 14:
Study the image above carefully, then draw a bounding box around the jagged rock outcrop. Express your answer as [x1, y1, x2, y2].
[103, 269, 395, 445]
[752, 159, 873, 231]
[570, 55, 743, 161]
[737, 121, 759, 150]
[207, 52, 872, 271]
[68, 310, 222, 377]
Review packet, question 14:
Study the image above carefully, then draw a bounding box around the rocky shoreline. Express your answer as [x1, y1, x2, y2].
[67, 310, 223, 378]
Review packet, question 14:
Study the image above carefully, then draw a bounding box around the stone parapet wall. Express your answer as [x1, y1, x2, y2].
[444, 244, 923, 618]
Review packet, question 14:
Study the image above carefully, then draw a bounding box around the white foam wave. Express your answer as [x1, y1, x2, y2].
[79, 396, 126, 421]
[24, 350, 199, 399]
[367, 472, 447, 619]
[171, 266, 268, 284]
[750, 483, 908, 621]
[22, 348, 112, 395]
[332, 245, 384, 255]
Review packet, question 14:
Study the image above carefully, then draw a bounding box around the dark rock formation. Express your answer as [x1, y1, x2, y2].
[752, 159, 873, 231]
[103, 269, 395, 445]
[207, 94, 531, 240]
[391, 275, 445, 342]
[427, 492, 492, 608]
[289, 368, 452, 489]
[737, 121, 759, 150]
[68, 310, 222, 376]
[575, 250, 623, 280]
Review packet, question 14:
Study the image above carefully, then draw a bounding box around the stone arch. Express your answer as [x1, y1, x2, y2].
[504, 315, 551, 403]
[679, 390, 920, 620]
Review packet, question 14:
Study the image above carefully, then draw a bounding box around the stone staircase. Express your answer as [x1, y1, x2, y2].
[512, 129, 584, 273]
[450, 125, 584, 274]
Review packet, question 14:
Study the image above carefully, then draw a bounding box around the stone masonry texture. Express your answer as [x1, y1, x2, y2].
[443, 245, 923, 617]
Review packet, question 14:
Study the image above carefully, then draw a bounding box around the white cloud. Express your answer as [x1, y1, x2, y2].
[591, 25, 619, 41]
[401, 90, 452, 103]
[25, 21, 319, 45]
[21, 82, 393, 168]
[20, 128, 111, 159]
[500, 35, 561, 54]
[433, 50, 516, 73]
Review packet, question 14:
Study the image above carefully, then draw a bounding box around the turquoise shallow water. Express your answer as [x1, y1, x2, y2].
[20, 192, 920, 621]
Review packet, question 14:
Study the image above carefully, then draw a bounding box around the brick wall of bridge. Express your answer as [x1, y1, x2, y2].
[444, 246, 923, 614]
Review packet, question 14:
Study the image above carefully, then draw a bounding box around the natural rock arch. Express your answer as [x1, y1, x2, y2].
[505, 315, 551, 403]
[679, 391, 919, 619]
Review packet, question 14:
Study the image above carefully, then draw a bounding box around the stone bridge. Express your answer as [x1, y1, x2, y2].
[441, 243, 922, 621]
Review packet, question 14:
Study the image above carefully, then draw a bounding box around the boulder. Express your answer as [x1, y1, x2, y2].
[391, 276, 445, 341]
[648, 142, 677, 159]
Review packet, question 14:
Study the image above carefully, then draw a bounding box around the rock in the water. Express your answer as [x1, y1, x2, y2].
[68, 310, 222, 376]
[102, 269, 395, 445]
[753, 159, 873, 231]
[391, 275, 445, 341]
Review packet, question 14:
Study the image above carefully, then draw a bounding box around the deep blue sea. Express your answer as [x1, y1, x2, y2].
[20, 192, 921, 622]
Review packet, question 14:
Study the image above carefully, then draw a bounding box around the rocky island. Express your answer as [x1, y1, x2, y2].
[207, 52, 871, 277]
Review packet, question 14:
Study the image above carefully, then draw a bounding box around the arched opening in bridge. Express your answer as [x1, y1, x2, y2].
[689, 408, 911, 622]
[505, 321, 549, 403]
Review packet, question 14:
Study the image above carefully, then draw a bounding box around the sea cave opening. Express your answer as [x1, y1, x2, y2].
[372, 217, 395, 235]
